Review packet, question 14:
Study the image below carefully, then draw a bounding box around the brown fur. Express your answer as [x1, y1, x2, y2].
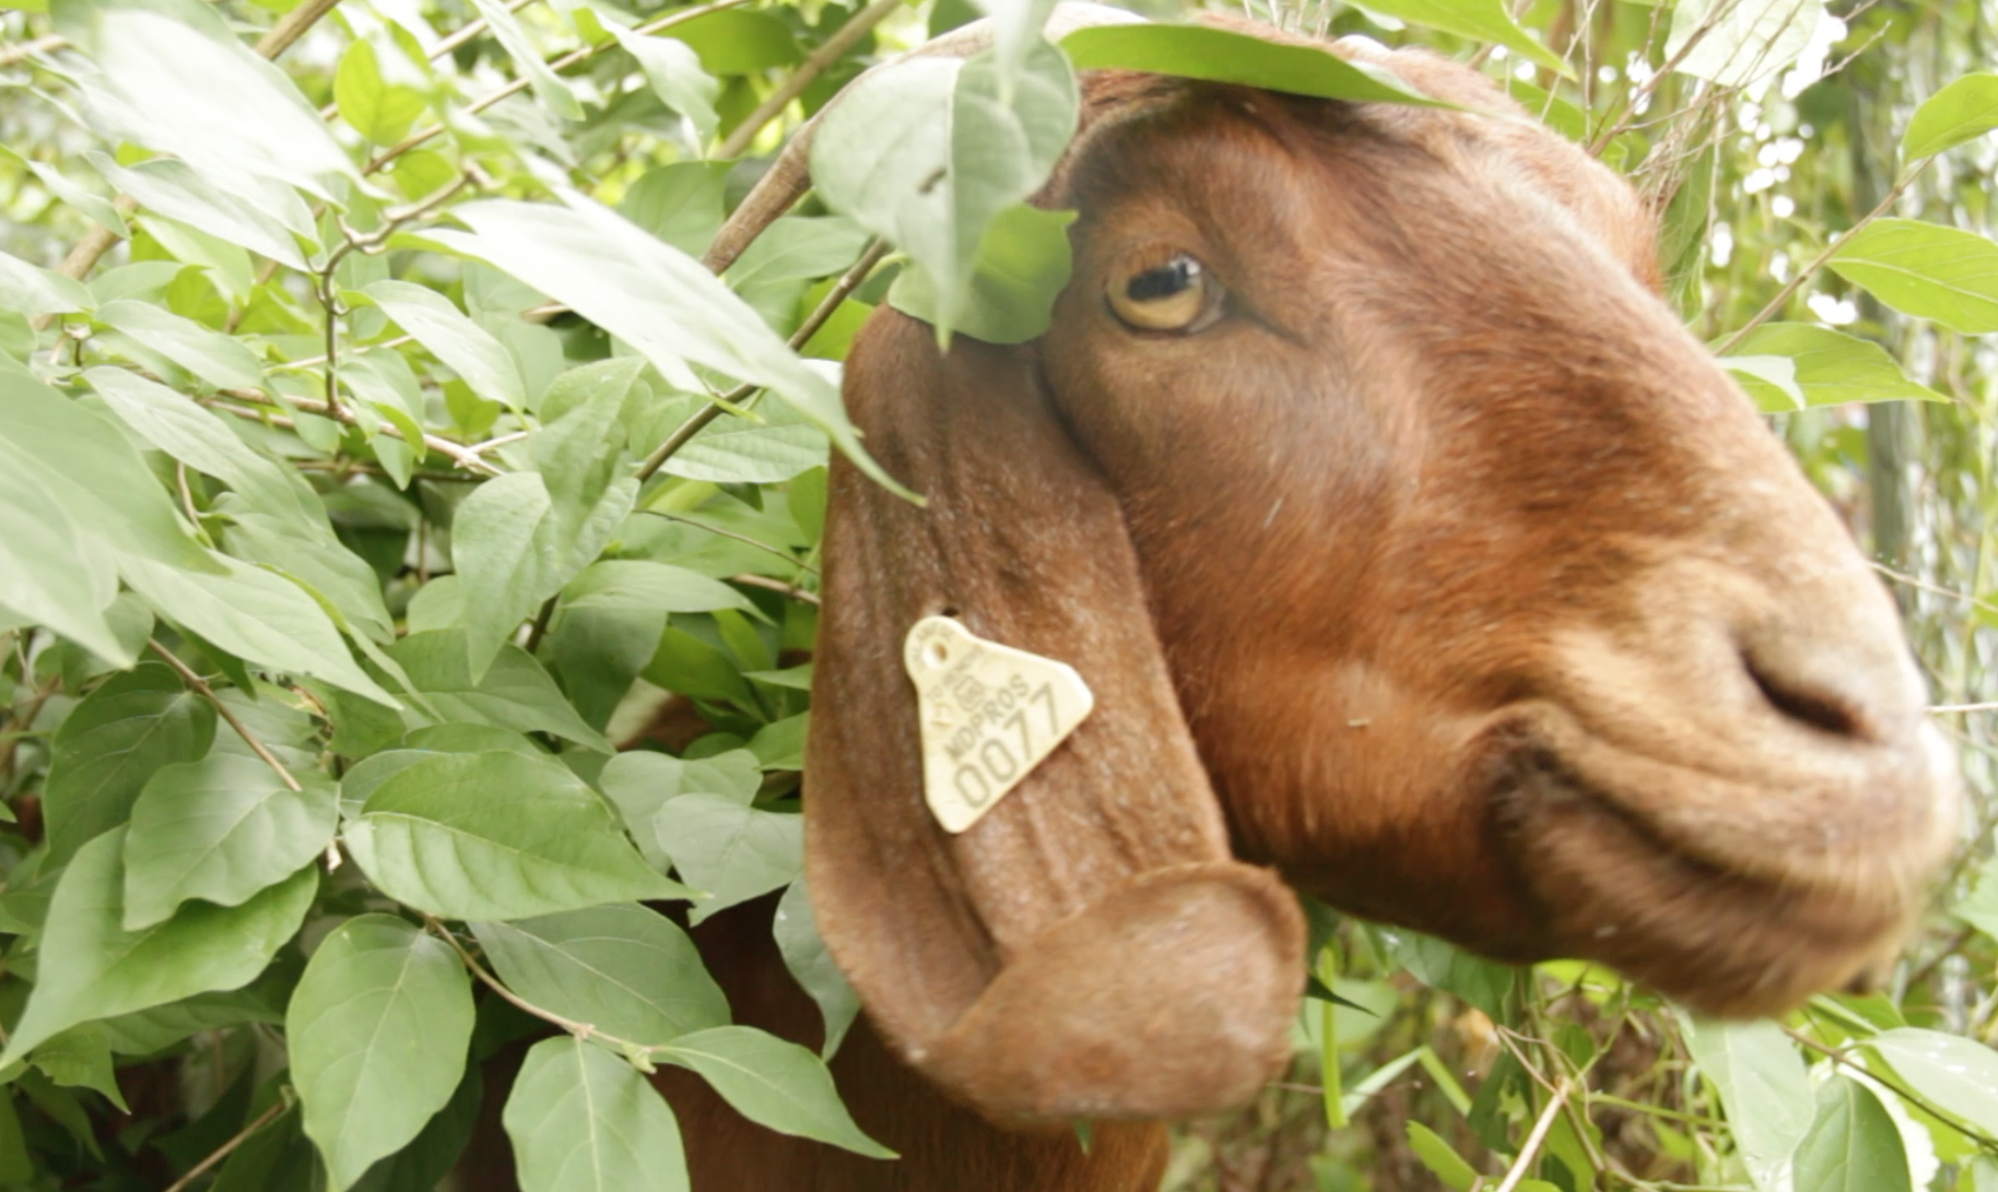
[456, 25, 1957, 1192]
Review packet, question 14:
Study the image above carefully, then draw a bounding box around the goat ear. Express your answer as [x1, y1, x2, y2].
[805, 307, 1305, 1123]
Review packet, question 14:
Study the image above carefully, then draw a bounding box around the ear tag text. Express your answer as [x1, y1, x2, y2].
[904, 616, 1094, 834]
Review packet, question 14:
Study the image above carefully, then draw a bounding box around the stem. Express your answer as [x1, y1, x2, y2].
[1495, 1077, 1574, 1192]
[523, 596, 558, 654]
[147, 642, 303, 793]
[160, 1095, 290, 1192]
[1713, 159, 1931, 357]
[213, 387, 501, 475]
[731, 574, 820, 605]
[714, 0, 901, 160]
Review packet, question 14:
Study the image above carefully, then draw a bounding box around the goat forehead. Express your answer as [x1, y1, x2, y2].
[1066, 81, 1639, 303]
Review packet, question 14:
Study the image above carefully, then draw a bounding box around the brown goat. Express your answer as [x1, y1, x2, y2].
[458, 16, 1960, 1192]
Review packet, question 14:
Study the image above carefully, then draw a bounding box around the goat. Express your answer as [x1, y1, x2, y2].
[458, 14, 1960, 1191]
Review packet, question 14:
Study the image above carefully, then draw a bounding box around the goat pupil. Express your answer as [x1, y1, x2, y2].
[1127, 257, 1199, 302]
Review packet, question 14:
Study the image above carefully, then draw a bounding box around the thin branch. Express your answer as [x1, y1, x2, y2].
[1713, 158, 1932, 357]
[523, 596, 558, 654]
[252, 0, 342, 58]
[1870, 560, 1998, 619]
[1495, 1077, 1574, 1192]
[160, 1095, 290, 1192]
[1930, 702, 1998, 714]
[714, 0, 901, 160]
[213, 387, 501, 475]
[731, 573, 820, 604]
[635, 238, 886, 484]
[147, 641, 303, 792]
[0, 33, 66, 69]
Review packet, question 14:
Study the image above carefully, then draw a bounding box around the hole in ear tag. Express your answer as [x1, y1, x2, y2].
[903, 616, 1095, 834]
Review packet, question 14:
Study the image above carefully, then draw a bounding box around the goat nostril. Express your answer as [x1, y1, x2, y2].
[1744, 652, 1863, 740]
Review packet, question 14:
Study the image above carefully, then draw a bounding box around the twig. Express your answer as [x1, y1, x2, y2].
[635, 238, 886, 483]
[731, 573, 820, 604]
[0, 33, 67, 69]
[160, 1095, 290, 1192]
[523, 596, 558, 653]
[1713, 158, 1932, 357]
[252, 0, 342, 58]
[214, 387, 501, 475]
[714, 0, 901, 160]
[1931, 702, 1998, 714]
[147, 641, 303, 792]
[1495, 1077, 1574, 1192]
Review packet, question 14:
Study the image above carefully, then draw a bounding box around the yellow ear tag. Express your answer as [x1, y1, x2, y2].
[904, 616, 1095, 834]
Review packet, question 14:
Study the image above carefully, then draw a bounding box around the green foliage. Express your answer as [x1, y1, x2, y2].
[0, 0, 1990, 1188]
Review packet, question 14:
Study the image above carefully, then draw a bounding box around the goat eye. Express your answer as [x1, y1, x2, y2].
[1106, 254, 1216, 332]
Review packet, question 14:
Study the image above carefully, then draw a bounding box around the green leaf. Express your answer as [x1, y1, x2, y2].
[887, 204, 1076, 344]
[288, 914, 475, 1192]
[1682, 1017, 1815, 1192]
[53, 0, 354, 197]
[31, 1024, 128, 1111]
[503, 1035, 690, 1192]
[773, 878, 859, 1058]
[0, 248, 93, 317]
[95, 298, 265, 390]
[121, 753, 338, 930]
[122, 551, 400, 707]
[430, 195, 909, 499]
[727, 216, 873, 295]
[1665, 0, 1826, 89]
[655, 399, 830, 485]
[653, 794, 801, 923]
[365, 281, 527, 412]
[96, 986, 284, 1054]
[607, 23, 719, 145]
[344, 750, 684, 920]
[467, 0, 582, 120]
[391, 631, 612, 751]
[0, 362, 208, 571]
[812, 41, 1074, 341]
[748, 713, 808, 771]
[85, 367, 395, 640]
[1357, 0, 1572, 76]
[564, 560, 756, 617]
[1406, 1121, 1478, 1192]
[1903, 73, 1998, 161]
[89, 153, 312, 270]
[1826, 219, 1998, 334]
[1794, 1077, 1912, 1192]
[599, 749, 761, 869]
[335, 40, 429, 147]
[1378, 928, 1513, 1019]
[1865, 1028, 1998, 1139]
[621, 163, 728, 257]
[5, 148, 127, 236]
[41, 661, 216, 866]
[0, 453, 127, 666]
[1722, 325, 1945, 411]
[661, 8, 798, 75]
[470, 904, 729, 1047]
[1060, 24, 1444, 104]
[658, 1026, 892, 1157]
[0, 829, 316, 1067]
